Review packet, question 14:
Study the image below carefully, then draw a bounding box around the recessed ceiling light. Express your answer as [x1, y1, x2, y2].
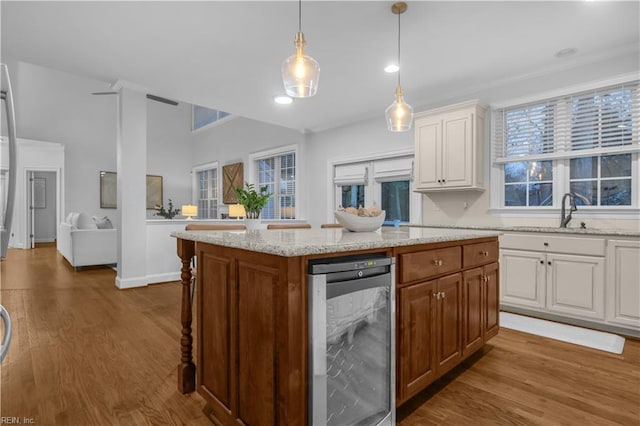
[555, 48, 578, 58]
[384, 64, 399, 73]
[274, 95, 293, 105]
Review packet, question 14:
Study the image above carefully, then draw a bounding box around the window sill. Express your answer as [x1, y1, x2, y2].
[489, 207, 640, 219]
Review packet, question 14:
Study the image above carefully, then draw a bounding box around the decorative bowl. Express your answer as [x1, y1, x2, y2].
[334, 210, 386, 232]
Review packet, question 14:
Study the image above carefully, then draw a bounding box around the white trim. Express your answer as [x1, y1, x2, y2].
[115, 275, 149, 289]
[491, 72, 640, 110]
[248, 144, 300, 220]
[191, 161, 220, 219]
[326, 148, 421, 225]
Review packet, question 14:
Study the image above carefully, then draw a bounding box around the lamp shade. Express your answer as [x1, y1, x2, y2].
[385, 86, 414, 132]
[181, 205, 198, 220]
[228, 204, 246, 219]
[282, 32, 320, 98]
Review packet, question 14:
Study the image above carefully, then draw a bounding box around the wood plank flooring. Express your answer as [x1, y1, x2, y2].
[1, 243, 639, 425]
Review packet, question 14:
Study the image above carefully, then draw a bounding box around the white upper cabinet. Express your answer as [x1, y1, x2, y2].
[414, 100, 485, 191]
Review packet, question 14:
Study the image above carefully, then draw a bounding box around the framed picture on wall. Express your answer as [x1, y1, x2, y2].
[100, 171, 163, 209]
[100, 171, 117, 209]
[146, 175, 163, 209]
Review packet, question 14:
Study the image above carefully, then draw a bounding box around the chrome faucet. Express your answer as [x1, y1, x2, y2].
[560, 192, 590, 228]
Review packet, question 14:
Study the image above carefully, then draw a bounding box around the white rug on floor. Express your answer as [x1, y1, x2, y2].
[500, 312, 625, 354]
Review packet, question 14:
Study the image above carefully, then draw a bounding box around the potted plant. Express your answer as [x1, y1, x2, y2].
[234, 183, 271, 229]
[154, 199, 181, 219]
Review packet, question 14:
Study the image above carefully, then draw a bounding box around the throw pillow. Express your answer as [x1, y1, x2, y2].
[93, 216, 113, 229]
[76, 212, 98, 230]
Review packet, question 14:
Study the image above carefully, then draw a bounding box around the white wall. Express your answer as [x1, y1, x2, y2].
[33, 171, 56, 242]
[9, 60, 119, 227]
[307, 54, 640, 232]
[146, 100, 193, 219]
[191, 116, 305, 216]
[305, 118, 413, 227]
[4, 60, 196, 230]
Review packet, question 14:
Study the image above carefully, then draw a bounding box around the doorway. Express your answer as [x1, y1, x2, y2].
[26, 170, 58, 249]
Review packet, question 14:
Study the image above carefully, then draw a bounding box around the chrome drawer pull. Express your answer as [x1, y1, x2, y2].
[433, 259, 443, 266]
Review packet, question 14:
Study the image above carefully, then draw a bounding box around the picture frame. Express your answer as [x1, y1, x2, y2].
[99, 171, 163, 209]
[146, 175, 163, 209]
[100, 171, 117, 209]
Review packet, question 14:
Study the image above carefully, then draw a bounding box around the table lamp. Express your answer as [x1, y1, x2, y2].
[181, 205, 198, 220]
[228, 204, 246, 220]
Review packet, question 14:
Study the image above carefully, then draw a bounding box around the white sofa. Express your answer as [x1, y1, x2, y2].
[57, 212, 117, 270]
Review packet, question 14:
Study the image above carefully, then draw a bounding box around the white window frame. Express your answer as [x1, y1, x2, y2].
[490, 74, 640, 218]
[327, 148, 422, 224]
[249, 144, 299, 221]
[191, 161, 220, 219]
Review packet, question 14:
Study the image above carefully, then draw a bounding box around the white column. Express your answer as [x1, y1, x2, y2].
[115, 87, 148, 288]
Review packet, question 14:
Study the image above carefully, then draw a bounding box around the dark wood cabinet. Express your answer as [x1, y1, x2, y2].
[435, 273, 463, 375]
[399, 280, 437, 400]
[397, 238, 499, 405]
[176, 235, 499, 424]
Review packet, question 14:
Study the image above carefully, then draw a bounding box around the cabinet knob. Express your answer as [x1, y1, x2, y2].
[481, 251, 489, 257]
[540, 260, 544, 264]
[437, 179, 442, 183]
[433, 292, 439, 299]
[440, 292, 445, 299]
[548, 261, 552, 266]
[433, 259, 443, 266]
[544, 242, 549, 247]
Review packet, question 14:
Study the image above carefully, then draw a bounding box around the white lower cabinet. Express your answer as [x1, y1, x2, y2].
[500, 249, 604, 320]
[606, 240, 640, 328]
[546, 253, 604, 320]
[500, 249, 545, 309]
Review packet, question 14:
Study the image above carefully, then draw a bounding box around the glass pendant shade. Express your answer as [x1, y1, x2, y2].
[385, 86, 414, 132]
[282, 32, 320, 98]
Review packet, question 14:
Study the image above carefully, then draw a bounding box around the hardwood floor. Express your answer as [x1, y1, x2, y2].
[1, 244, 639, 425]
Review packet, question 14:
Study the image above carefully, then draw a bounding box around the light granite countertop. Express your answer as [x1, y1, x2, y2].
[171, 227, 500, 257]
[410, 224, 640, 238]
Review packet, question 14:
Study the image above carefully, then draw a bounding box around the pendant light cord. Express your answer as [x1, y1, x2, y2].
[298, 0, 302, 33]
[397, 10, 402, 87]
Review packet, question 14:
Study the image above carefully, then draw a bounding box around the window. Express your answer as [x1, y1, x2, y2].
[253, 147, 297, 220]
[192, 105, 231, 131]
[494, 80, 639, 209]
[193, 163, 219, 219]
[333, 154, 420, 224]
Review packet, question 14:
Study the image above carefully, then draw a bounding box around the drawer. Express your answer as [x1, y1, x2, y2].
[400, 246, 461, 283]
[464, 241, 498, 268]
[499, 233, 605, 256]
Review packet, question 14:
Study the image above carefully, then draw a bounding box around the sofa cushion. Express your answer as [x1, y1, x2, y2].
[93, 216, 113, 229]
[76, 213, 97, 230]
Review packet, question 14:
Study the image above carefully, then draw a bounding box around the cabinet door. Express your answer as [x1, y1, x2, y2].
[483, 262, 499, 340]
[606, 240, 640, 328]
[442, 111, 472, 188]
[435, 273, 462, 375]
[399, 280, 437, 401]
[547, 253, 605, 320]
[462, 267, 483, 357]
[500, 249, 545, 309]
[415, 118, 442, 189]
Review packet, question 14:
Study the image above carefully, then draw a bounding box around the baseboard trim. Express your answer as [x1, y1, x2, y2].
[115, 276, 149, 289]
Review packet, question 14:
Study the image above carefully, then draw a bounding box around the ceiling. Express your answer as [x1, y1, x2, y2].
[2, 1, 639, 133]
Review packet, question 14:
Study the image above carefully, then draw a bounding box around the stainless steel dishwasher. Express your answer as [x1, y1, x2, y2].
[308, 254, 395, 426]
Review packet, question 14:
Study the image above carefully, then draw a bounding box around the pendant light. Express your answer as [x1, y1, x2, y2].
[282, 0, 320, 98]
[385, 2, 414, 132]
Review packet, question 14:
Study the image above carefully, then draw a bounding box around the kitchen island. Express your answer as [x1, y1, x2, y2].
[172, 226, 501, 425]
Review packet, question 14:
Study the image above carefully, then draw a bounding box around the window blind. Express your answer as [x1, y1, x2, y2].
[493, 81, 640, 163]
